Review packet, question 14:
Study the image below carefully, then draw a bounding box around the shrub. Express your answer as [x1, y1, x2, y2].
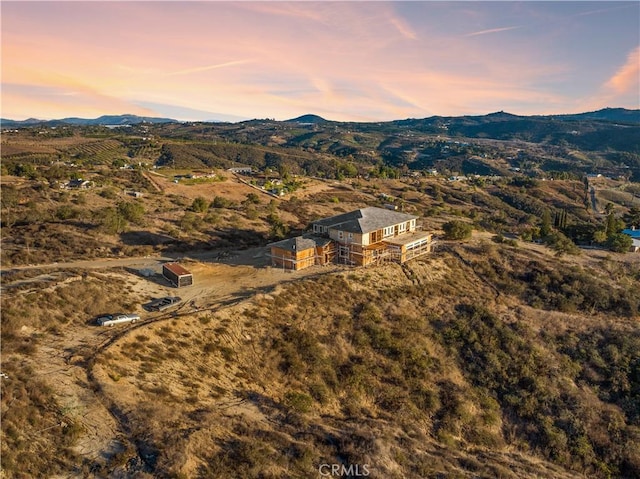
[246, 192, 261, 204]
[443, 220, 473, 240]
[211, 196, 231, 208]
[284, 391, 313, 413]
[191, 196, 209, 213]
[606, 233, 633, 253]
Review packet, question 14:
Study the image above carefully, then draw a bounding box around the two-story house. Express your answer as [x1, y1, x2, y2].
[269, 207, 433, 269]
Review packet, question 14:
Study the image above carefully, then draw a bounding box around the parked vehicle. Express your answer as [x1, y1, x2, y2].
[144, 296, 182, 312]
[96, 313, 140, 327]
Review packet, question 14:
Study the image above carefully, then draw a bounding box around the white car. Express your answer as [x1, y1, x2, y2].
[97, 313, 140, 327]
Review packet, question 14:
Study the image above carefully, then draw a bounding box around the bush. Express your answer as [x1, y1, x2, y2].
[606, 233, 633, 253]
[544, 231, 580, 256]
[284, 391, 313, 413]
[246, 192, 261, 204]
[191, 196, 209, 213]
[443, 220, 473, 240]
[54, 205, 80, 221]
[117, 201, 145, 225]
[211, 196, 231, 208]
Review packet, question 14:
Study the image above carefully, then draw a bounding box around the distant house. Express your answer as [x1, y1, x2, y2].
[63, 178, 92, 189]
[269, 207, 433, 270]
[228, 167, 253, 175]
[622, 228, 640, 253]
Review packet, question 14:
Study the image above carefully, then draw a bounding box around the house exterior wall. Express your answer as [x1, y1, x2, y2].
[328, 229, 364, 245]
[270, 246, 315, 270]
[383, 234, 432, 263]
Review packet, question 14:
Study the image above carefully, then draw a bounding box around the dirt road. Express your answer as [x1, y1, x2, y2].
[1, 245, 347, 472]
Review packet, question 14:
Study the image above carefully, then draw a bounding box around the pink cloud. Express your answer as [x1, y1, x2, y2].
[606, 46, 640, 94]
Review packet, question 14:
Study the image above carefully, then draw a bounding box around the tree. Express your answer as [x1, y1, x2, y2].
[606, 233, 633, 253]
[605, 212, 623, 239]
[267, 213, 288, 239]
[540, 209, 553, 237]
[100, 207, 127, 234]
[604, 202, 615, 215]
[554, 209, 568, 230]
[442, 220, 473, 240]
[623, 207, 640, 229]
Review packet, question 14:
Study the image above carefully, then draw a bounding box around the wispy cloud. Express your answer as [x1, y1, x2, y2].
[574, 4, 636, 17]
[605, 46, 640, 94]
[164, 59, 252, 77]
[466, 26, 521, 37]
[389, 16, 418, 40]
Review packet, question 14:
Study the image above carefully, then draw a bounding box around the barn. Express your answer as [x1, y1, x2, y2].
[162, 263, 193, 288]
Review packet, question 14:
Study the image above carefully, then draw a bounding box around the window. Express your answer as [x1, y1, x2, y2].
[338, 231, 344, 240]
[348, 233, 353, 240]
[398, 222, 406, 233]
[383, 226, 394, 237]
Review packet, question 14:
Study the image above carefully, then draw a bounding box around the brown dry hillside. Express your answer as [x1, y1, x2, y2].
[2, 123, 640, 478]
[108, 247, 640, 478]
[4, 241, 630, 479]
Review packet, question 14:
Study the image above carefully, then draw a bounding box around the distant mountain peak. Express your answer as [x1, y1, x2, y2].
[479, 111, 521, 121]
[285, 114, 328, 124]
[1, 114, 177, 128]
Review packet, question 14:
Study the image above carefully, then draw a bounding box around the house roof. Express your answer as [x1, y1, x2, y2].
[163, 262, 192, 276]
[312, 207, 417, 234]
[268, 235, 317, 252]
[622, 228, 640, 239]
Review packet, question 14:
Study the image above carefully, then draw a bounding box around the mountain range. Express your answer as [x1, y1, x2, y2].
[0, 114, 177, 128]
[1, 108, 638, 129]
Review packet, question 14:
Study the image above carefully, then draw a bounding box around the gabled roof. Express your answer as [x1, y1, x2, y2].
[268, 235, 317, 252]
[312, 207, 417, 234]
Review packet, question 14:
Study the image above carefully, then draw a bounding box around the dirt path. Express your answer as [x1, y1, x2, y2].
[0, 255, 174, 274]
[3, 245, 348, 471]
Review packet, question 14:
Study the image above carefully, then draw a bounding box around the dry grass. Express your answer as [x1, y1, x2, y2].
[80, 246, 640, 478]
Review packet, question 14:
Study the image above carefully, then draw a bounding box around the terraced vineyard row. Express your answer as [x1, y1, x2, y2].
[64, 139, 127, 163]
[127, 145, 162, 160]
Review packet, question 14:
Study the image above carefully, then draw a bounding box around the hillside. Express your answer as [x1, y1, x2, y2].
[2, 236, 639, 478]
[1, 116, 639, 478]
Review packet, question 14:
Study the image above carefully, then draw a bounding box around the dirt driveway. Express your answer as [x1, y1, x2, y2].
[1, 244, 346, 470]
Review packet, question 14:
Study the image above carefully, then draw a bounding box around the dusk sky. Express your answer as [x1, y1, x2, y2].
[2, 1, 639, 122]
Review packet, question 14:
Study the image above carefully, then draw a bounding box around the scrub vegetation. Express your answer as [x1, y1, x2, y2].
[1, 116, 639, 478]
